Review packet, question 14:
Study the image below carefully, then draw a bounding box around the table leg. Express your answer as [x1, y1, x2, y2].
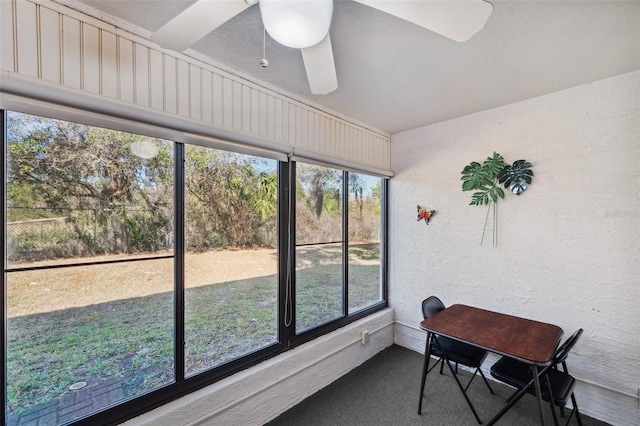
[418, 332, 433, 414]
[531, 365, 546, 426]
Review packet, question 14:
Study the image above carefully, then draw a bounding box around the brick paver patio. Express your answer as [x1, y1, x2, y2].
[7, 379, 124, 426]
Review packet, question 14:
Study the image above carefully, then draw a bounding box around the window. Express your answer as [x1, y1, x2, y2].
[4, 112, 175, 423]
[347, 173, 384, 313]
[293, 164, 386, 335]
[295, 163, 344, 333]
[183, 146, 279, 376]
[2, 110, 387, 425]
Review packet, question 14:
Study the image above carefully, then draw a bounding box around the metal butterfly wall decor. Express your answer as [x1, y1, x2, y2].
[417, 205, 436, 225]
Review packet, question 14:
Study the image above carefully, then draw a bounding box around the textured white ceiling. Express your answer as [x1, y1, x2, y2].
[58, 0, 640, 134]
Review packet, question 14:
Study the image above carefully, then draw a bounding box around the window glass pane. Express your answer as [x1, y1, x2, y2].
[295, 163, 343, 332]
[183, 146, 278, 376]
[5, 112, 175, 424]
[348, 174, 383, 313]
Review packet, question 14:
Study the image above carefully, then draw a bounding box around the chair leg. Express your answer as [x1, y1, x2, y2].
[505, 386, 520, 404]
[544, 374, 560, 426]
[549, 400, 559, 426]
[427, 356, 443, 374]
[562, 361, 582, 426]
[443, 356, 483, 424]
[439, 360, 459, 375]
[461, 368, 494, 396]
[486, 381, 531, 426]
[430, 337, 447, 376]
[504, 377, 532, 404]
[463, 368, 479, 392]
[570, 392, 583, 426]
[478, 368, 495, 395]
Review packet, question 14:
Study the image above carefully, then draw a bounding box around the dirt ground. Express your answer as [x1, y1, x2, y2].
[6, 248, 278, 317]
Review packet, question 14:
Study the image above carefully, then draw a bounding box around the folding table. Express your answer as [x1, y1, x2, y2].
[418, 304, 563, 425]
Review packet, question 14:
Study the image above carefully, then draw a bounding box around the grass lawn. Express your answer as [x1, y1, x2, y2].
[6, 244, 381, 415]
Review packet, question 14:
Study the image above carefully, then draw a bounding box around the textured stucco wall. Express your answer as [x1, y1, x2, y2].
[389, 71, 640, 426]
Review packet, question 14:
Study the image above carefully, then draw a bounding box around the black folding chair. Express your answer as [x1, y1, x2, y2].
[418, 296, 494, 423]
[490, 328, 584, 426]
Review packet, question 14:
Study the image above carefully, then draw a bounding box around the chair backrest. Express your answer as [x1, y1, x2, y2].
[422, 296, 446, 319]
[553, 328, 583, 365]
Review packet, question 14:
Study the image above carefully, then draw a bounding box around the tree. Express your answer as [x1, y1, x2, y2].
[349, 174, 365, 219]
[184, 147, 275, 248]
[254, 171, 277, 221]
[8, 114, 172, 210]
[296, 164, 341, 218]
[6, 112, 173, 256]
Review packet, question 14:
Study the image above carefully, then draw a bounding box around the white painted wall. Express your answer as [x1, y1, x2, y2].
[390, 71, 640, 426]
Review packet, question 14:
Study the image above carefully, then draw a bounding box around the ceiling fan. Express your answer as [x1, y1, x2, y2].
[151, 0, 493, 95]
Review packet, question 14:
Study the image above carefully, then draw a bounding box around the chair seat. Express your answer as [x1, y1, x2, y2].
[490, 357, 576, 406]
[431, 336, 488, 368]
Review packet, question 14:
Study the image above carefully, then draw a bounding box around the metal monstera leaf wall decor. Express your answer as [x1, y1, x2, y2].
[497, 160, 534, 195]
[461, 153, 534, 246]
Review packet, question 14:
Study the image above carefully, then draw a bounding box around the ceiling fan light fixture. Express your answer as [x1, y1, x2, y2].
[260, 0, 333, 49]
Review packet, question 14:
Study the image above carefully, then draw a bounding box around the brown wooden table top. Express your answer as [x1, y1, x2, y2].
[420, 304, 563, 366]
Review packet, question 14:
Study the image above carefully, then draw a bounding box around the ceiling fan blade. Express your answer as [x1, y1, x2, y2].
[151, 0, 250, 51]
[301, 34, 338, 95]
[354, 0, 493, 42]
[300, 34, 338, 95]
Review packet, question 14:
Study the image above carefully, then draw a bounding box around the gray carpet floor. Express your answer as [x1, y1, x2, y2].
[266, 345, 609, 426]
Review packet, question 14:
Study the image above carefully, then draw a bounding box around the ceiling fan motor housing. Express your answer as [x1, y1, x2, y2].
[260, 0, 333, 49]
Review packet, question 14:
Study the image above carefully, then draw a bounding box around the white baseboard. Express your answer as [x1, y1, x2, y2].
[123, 308, 395, 426]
